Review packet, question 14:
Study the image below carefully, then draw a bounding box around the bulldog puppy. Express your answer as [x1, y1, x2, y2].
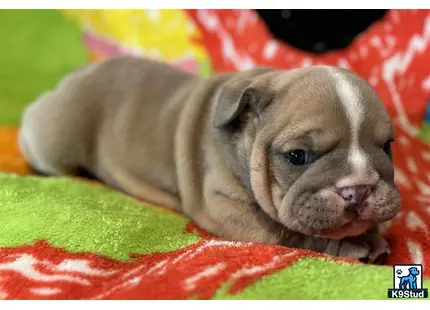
[18, 56, 401, 264]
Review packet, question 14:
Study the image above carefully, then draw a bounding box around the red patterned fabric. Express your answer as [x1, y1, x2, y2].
[0, 235, 325, 300]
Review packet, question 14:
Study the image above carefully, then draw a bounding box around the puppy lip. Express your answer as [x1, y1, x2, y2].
[316, 220, 373, 240]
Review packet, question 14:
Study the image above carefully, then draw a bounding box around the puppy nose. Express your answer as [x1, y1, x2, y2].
[338, 185, 373, 210]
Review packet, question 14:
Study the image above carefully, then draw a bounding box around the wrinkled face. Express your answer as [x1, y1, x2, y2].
[248, 67, 401, 239]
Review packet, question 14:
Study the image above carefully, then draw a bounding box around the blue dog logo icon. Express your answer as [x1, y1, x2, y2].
[398, 267, 420, 289]
[388, 264, 428, 298]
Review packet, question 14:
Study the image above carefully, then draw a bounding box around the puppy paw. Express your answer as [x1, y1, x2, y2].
[323, 237, 371, 261]
[362, 233, 391, 265]
[324, 233, 390, 265]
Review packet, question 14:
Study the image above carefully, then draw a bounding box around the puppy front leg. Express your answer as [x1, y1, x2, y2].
[287, 226, 389, 264]
[191, 191, 285, 245]
[358, 225, 391, 264]
[108, 167, 182, 211]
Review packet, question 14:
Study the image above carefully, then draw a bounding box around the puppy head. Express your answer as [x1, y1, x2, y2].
[212, 66, 401, 240]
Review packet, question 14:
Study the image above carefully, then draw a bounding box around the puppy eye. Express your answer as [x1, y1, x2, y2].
[383, 139, 393, 158]
[285, 149, 315, 166]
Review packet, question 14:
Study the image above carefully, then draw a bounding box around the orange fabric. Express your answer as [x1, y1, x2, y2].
[0, 127, 31, 175]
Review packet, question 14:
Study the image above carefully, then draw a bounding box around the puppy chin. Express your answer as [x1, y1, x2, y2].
[316, 220, 373, 239]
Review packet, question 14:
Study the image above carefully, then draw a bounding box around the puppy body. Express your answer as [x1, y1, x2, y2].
[19, 56, 401, 263]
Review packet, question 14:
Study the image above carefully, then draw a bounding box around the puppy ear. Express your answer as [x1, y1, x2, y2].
[213, 74, 272, 128]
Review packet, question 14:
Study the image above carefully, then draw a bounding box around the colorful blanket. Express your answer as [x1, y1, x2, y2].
[0, 9, 430, 300]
